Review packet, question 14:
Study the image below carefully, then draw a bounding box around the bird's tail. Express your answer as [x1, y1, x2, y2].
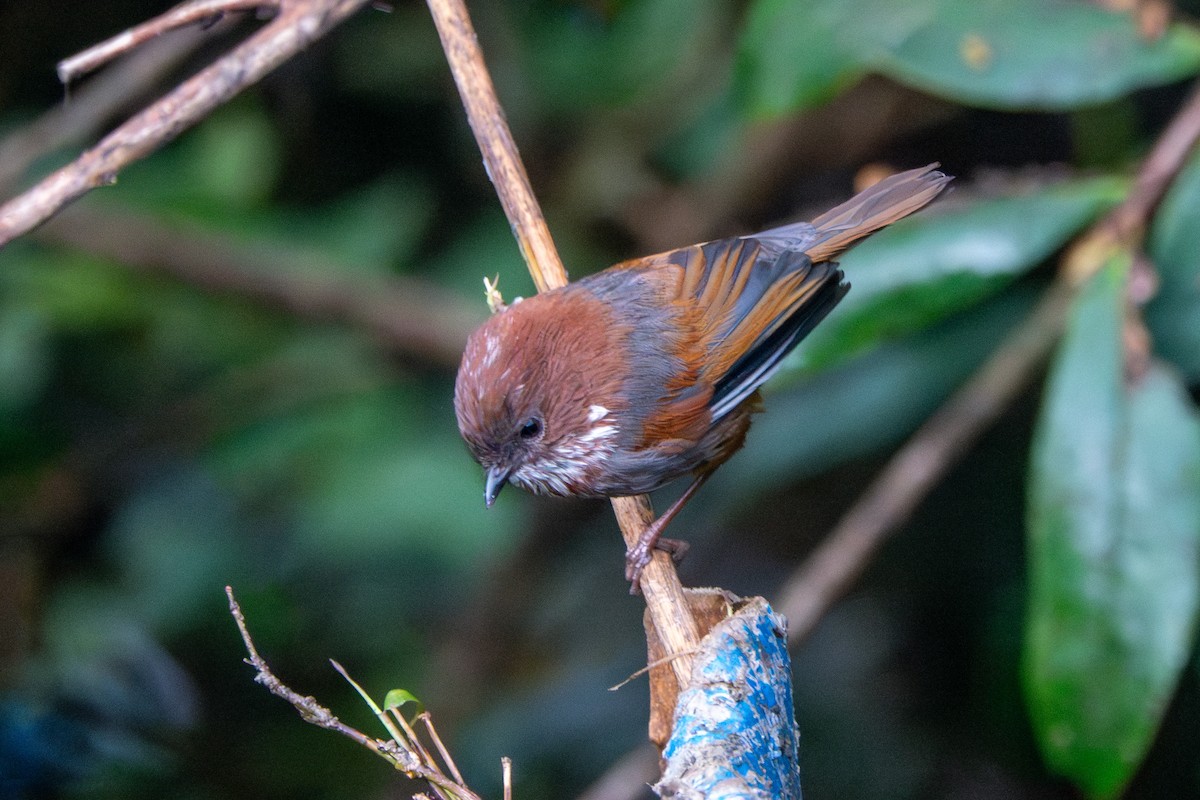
[804, 164, 951, 263]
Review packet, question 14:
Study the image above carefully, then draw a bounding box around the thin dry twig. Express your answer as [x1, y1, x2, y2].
[227, 587, 485, 800]
[36, 206, 480, 368]
[0, 0, 373, 248]
[58, 0, 270, 83]
[423, 0, 701, 684]
[420, 713, 467, 786]
[0, 24, 216, 193]
[225, 586, 395, 754]
[779, 79, 1200, 645]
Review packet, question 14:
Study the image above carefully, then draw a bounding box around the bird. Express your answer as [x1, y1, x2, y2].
[454, 164, 951, 588]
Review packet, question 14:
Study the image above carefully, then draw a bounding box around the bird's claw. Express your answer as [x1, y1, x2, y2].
[625, 543, 652, 593]
[624, 536, 690, 593]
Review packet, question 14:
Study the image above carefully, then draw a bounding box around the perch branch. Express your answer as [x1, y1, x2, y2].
[0, 0, 373, 248]
[779, 78, 1200, 645]
[36, 206, 479, 368]
[424, 0, 701, 683]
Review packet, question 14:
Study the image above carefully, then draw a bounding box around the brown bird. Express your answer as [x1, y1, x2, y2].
[454, 164, 950, 587]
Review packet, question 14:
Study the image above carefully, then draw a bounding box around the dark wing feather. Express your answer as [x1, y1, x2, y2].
[670, 163, 949, 421]
[709, 259, 847, 418]
[603, 164, 950, 430]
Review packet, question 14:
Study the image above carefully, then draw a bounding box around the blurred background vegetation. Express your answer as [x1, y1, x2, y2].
[2, 1, 1200, 798]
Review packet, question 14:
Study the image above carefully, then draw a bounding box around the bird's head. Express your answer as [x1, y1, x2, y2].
[453, 292, 621, 504]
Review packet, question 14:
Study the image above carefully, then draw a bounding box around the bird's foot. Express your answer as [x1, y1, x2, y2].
[656, 537, 689, 563]
[625, 530, 689, 593]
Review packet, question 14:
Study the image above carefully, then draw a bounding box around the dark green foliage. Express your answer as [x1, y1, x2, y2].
[2, 2, 1200, 799]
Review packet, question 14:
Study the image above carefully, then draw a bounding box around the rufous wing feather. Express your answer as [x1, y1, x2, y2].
[668, 164, 951, 420]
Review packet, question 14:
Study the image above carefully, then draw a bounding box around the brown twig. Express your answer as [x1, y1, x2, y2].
[36, 206, 480, 368]
[0, 0, 373, 248]
[424, 0, 701, 684]
[779, 79, 1200, 646]
[227, 587, 484, 800]
[1103, 81, 1200, 247]
[421, 0, 564, 293]
[0, 24, 216, 194]
[225, 586, 399, 756]
[57, 0, 269, 83]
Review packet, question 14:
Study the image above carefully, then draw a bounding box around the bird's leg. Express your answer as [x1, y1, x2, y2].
[625, 472, 710, 591]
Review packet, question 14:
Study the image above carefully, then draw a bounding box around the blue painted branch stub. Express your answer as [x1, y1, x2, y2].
[656, 597, 801, 799]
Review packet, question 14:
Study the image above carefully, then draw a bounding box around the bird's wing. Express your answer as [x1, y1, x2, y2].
[666, 241, 847, 420]
[664, 164, 950, 420]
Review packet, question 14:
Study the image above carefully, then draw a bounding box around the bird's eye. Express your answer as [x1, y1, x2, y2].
[519, 417, 543, 439]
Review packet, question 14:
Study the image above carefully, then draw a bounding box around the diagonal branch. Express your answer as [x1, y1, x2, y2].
[0, 22, 217, 194]
[35, 206, 480, 368]
[226, 586, 485, 800]
[423, 0, 701, 685]
[0, 0, 373, 248]
[779, 79, 1200, 646]
[57, 0, 271, 83]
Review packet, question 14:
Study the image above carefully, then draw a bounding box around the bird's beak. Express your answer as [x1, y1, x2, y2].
[484, 466, 512, 508]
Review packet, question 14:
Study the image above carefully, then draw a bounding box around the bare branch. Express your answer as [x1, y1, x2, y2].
[1108, 80, 1200, 243]
[422, 0, 564, 292]
[0, 0, 373, 248]
[35, 206, 479, 368]
[58, 0, 271, 83]
[225, 585, 391, 754]
[227, 587, 485, 800]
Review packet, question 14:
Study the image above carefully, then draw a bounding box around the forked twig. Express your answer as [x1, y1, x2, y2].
[58, 0, 271, 83]
[0, 0, 373, 247]
[227, 587, 485, 800]
[226, 586, 397, 755]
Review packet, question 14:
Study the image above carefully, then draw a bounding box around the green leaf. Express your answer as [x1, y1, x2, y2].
[1147, 154, 1200, 382]
[736, 0, 1200, 116]
[1024, 254, 1200, 799]
[736, 0, 863, 113]
[520, 0, 728, 111]
[383, 688, 423, 713]
[793, 175, 1126, 372]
